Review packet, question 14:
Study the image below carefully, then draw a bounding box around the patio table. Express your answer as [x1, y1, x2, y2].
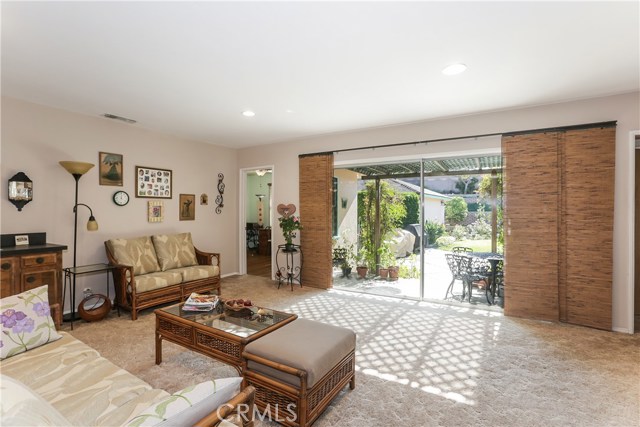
[472, 252, 503, 304]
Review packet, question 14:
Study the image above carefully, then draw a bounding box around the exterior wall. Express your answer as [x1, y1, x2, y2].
[424, 198, 445, 224]
[238, 92, 640, 332]
[333, 169, 359, 241]
[1, 97, 239, 313]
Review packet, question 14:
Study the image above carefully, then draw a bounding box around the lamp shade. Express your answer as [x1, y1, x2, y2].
[86, 216, 98, 231]
[59, 161, 95, 176]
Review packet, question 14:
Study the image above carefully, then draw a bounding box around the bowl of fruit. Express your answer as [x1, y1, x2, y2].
[224, 298, 253, 311]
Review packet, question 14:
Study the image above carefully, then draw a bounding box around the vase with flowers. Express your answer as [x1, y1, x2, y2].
[278, 214, 303, 251]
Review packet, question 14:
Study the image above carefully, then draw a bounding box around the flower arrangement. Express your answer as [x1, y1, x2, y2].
[279, 214, 303, 245]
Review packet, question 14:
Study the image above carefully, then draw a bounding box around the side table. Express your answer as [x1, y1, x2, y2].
[63, 263, 117, 329]
[275, 244, 303, 291]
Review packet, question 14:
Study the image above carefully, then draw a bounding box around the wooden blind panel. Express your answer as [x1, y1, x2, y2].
[561, 127, 615, 330]
[299, 153, 334, 289]
[503, 132, 560, 321]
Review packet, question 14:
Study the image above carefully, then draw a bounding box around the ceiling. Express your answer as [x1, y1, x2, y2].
[2, 2, 638, 149]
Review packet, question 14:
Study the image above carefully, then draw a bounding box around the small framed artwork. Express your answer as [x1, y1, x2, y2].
[136, 166, 172, 198]
[148, 201, 164, 223]
[179, 194, 196, 221]
[99, 152, 123, 186]
[14, 235, 29, 246]
[200, 193, 208, 205]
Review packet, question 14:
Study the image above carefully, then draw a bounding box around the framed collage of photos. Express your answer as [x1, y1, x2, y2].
[135, 166, 172, 198]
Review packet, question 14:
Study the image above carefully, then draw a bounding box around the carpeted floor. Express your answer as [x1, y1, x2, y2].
[63, 275, 640, 427]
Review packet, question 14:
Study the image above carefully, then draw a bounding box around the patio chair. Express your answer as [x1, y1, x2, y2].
[444, 253, 470, 301]
[452, 246, 473, 253]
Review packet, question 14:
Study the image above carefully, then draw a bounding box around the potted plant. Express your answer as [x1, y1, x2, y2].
[356, 247, 370, 279]
[278, 214, 303, 251]
[377, 242, 393, 279]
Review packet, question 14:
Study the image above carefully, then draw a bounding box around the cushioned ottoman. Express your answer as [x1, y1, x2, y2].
[241, 318, 356, 427]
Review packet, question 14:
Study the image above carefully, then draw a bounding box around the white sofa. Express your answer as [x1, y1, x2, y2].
[0, 286, 253, 427]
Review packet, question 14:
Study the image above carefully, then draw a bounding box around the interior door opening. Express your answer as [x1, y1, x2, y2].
[244, 168, 273, 279]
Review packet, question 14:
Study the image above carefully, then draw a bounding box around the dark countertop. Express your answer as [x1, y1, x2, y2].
[0, 243, 68, 257]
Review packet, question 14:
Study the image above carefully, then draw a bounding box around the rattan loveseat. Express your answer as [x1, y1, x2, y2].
[105, 232, 220, 320]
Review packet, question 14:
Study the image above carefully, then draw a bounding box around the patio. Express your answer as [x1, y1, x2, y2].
[332, 248, 504, 310]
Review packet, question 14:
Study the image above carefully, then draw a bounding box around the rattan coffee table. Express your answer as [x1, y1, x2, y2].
[155, 303, 297, 373]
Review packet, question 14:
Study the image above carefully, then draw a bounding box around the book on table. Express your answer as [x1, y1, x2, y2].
[183, 293, 219, 312]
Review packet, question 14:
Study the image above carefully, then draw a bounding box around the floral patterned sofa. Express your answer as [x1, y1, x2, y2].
[105, 232, 220, 320]
[0, 285, 254, 427]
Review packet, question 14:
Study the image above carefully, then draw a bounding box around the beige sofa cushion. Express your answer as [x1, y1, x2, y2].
[107, 236, 161, 275]
[134, 271, 184, 293]
[173, 265, 220, 282]
[0, 332, 169, 426]
[0, 374, 71, 426]
[244, 318, 356, 388]
[152, 233, 199, 271]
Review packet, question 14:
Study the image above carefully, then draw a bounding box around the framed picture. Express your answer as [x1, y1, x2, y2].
[179, 194, 196, 221]
[135, 166, 172, 198]
[99, 152, 123, 186]
[148, 201, 164, 223]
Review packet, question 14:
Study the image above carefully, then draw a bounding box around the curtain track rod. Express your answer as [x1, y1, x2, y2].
[298, 121, 617, 158]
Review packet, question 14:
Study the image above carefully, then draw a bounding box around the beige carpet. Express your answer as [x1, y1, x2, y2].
[63, 275, 640, 427]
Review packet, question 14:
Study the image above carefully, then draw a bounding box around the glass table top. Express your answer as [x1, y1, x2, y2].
[159, 303, 295, 338]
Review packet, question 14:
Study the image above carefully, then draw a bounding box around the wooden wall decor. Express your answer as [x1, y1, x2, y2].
[299, 153, 334, 289]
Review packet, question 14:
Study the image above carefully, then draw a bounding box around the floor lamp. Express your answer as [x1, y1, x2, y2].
[59, 161, 99, 323]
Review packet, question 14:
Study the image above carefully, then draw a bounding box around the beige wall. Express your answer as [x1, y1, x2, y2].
[1, 97, 239, 312]
[238, 92, 640, 332]
[333, 169, 359, 241]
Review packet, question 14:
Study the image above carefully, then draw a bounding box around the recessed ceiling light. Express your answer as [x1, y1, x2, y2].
[286, 109, 294, 113]
[242, 110, 255, 117]
[442, 63, 467, 76]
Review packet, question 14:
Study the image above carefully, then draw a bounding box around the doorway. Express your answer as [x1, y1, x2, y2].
[331, 155, 503, 309]
[242, 168, 273, 279]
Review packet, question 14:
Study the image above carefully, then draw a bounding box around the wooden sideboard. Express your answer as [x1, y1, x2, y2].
[0, 233, 67, 308]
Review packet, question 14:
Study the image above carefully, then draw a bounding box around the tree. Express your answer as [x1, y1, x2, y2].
[357, 180, 406, 270]
[455, 175, 478, 194]
[400, 192, 420, 228]
[445, 196, 468, 224]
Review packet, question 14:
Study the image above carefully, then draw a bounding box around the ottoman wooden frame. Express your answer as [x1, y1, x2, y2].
[242, 350, 356, 427]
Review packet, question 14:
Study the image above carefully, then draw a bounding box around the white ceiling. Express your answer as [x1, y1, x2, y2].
[2, 1, 638, 149]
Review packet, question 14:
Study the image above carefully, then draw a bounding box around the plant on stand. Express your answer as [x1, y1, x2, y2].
[278, 213, 303, 251]
[377, 242, 393, 279]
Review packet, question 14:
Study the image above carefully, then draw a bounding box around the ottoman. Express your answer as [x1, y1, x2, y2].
[242, 318, 356, 427]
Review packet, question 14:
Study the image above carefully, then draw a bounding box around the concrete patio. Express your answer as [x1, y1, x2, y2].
[332, 248, 504, 310]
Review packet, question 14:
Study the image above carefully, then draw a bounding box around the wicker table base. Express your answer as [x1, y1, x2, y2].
[155, 303, 297, 373]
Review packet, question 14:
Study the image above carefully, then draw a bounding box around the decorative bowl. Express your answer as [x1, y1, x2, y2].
[224, 299, 253, 311]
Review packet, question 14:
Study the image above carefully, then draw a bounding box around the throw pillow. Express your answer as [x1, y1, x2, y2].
[124, 377, 242, 427]
[0, 285, 62, 360]
[0, 374, 71, 426]
[106, 236, 161, 275]
[152, 233, 199, 271]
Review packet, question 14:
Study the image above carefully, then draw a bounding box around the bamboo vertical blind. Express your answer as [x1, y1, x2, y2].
[502, 125, 615, 330]
[299, 153, 334, 289]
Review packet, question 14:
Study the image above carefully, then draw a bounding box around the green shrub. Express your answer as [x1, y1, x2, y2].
[452, 225, 467, 241]
[424, 220, 445, 246]
[435, 235, 456, 247]
[401, 193, 420, 228]
[445, 196, 468, 224]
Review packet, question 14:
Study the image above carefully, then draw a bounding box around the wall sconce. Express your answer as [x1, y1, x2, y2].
[341, 197, 348, 209]
[8, 172, 33, 211]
